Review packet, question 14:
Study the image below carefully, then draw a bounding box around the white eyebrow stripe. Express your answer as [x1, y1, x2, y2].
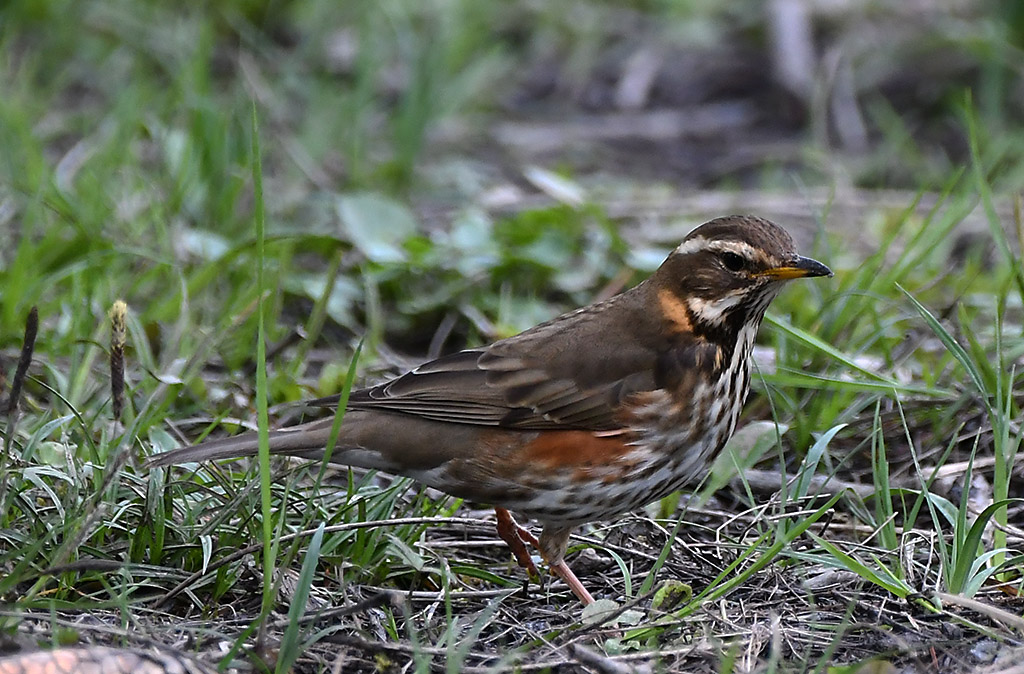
[674, 238, 760, 260]
[674, 236, 707, 255]
[708, 241, 759, 258]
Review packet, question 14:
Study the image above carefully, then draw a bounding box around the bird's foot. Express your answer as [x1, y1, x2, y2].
[494, 507, 541, 581]
[549, 560, 595, 605]
[493, 508, 594, 605]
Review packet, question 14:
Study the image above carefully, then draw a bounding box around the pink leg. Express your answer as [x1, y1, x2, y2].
[549, 560, 595, 605]
[494, 507, 540, 578]
[493, 508, 595, 605]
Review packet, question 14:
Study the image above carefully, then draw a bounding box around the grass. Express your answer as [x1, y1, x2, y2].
[1, 0, 1023, 672]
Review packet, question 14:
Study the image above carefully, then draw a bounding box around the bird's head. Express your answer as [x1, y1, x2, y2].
[651, 215, 832, 341]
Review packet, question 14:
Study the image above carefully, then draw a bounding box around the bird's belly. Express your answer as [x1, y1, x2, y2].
[500, 433, 724, 524]
[420, 425, 732, 526]
[410, 381, 743, 525]
[497, 382, 741, 524]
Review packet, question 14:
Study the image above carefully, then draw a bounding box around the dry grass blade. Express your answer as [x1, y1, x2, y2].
[4, 306, 37, 419]
[1, 306, 38, 506]
[109, 300, 127, 421]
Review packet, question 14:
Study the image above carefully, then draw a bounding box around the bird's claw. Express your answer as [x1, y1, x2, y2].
[494, 507, 541, 581]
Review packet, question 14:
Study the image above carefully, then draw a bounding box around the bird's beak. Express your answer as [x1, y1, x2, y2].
[757, 256, 833, 280]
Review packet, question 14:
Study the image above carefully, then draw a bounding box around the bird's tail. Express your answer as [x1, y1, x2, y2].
[146, 418, 335, 467]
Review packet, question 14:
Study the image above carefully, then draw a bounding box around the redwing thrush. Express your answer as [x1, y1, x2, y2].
[150, 215, 832, 605]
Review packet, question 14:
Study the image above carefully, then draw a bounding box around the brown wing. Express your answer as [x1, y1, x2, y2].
[314, 284, 687, 431]
[339, 348, 656, 430]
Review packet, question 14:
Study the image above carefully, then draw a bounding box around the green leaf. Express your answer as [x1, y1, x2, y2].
[337, 192, 419, 263]
[581, 598, 620, 625]
[699, 421, 788, 504]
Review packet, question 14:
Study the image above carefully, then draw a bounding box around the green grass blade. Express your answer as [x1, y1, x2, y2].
[896, 284, 991, 414]
[807, 533, 912, 598]
[318, 339, 364, 485]
[251, 104, 276, 622]
[949, 499, 1021, 595]
[277, 523, 325, 674]
[766, 316, 902, 386]
[792, 423, 846, 500]
[684, 491, 844, 616]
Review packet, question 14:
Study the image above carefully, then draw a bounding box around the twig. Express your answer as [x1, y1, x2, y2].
[935, 592, 1024, 634]
[570, 643, 653, 674]
[1, 306, 38, 506]
[5, 305, 38, 418]
[737, 468, 877, 498]
[266, 591, 403, 627]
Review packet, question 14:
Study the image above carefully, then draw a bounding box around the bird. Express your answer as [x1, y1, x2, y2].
[149, 215, 832, 605]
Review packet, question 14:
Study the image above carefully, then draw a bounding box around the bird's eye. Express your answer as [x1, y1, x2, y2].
[720, 252, 746, 272]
